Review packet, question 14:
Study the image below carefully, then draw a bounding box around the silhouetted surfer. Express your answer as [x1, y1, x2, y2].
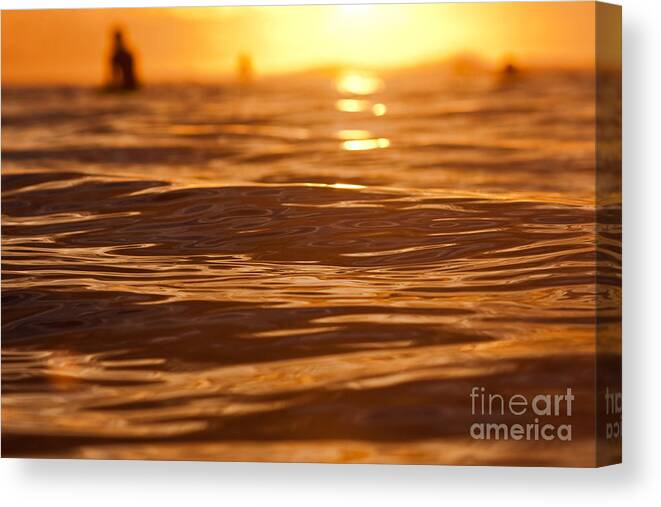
[237, 53, 254, 84]
[499, 55, 520, 79]
[494, 56, 521, 89]
[502, 62, 518, 76]
[108, 29, 139, 91]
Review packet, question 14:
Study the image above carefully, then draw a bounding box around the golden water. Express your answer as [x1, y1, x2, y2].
[1, 68, 619, 465]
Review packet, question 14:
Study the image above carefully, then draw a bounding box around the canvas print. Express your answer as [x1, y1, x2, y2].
[1, 2, 621, 466]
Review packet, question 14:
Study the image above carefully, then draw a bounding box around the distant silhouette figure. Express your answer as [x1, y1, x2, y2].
[498, 54, 521, 79]
[494, 57, 522, 90]
[109, 29, 139, 91]
[501, 62, 519, 77]
[501, 63, 519, 76]
[237, 53, 254, 84]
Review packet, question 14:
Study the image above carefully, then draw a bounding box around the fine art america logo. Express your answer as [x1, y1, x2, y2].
[469, 387, 574, 442]
[604, 387, 622, 440]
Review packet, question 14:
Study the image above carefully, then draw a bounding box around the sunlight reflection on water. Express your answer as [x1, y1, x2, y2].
[342, 138, 391, 151]
[336, 70, 384, 95]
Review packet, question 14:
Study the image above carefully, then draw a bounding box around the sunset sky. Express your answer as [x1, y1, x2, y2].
[2, 3, 597, 84]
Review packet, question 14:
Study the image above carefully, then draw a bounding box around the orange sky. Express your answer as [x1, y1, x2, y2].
[2, 3, 597, 84]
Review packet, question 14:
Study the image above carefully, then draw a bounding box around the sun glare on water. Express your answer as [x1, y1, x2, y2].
[372, 103, 387, 116]
[336, 70, 384, 96]
[342, 138, 391, 151]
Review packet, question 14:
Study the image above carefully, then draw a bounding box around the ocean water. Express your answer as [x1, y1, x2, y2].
[1, 68, 619, 464]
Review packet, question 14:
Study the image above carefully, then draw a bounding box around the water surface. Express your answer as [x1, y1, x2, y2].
[2, 68, 615, 464]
